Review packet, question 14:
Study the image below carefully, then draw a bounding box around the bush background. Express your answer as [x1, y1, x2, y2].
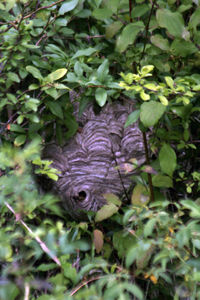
[0, 0, 200, 299]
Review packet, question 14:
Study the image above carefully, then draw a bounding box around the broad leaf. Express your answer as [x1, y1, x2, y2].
[97, 59, 109, 83]
[59, 0, 79, 15]
[156, 9, 185, 38]
[72, 48, 97, 59]
[151, 34, 170, 51]
[46, 101, 63, 119]
[106, 21, 123, 39]
[26, 66, 43, 81]
[92, 8, 113, 20]
[46, 68, 67, 83]
[93, 229, 104, 254]
[125, 110, 140, 128]
[159, 144, 177, 177]
[140, 101, 166, 127]
[95, 203, 119, 222]
[152, 174, 173, 188]
[14, 135, 26, 147]
[95, 88, 107, 107]
[116, 22, 144, 53]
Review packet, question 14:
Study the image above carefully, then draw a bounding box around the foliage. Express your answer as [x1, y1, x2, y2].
[0, 0, 200, 299]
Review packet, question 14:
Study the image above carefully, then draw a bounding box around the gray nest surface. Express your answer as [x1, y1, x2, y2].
[42, 101, 145, 219]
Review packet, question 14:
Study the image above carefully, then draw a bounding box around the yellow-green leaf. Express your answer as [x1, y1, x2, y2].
[158, 95, 168, 106]
[140, 90, 150, 101]
[46, 68, 67, 83]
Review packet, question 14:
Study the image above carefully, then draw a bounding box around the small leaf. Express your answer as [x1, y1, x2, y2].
[116, 22, 144, 53]
[46, 101, 63, 119]
[95, 203, 119, 222]
[158, 95, 168, 106]
[93, 229, 104, 254]
[152, 174, 173, 188]
[46, 68, 67, 83]
[106, 21, 123, 39]
[72, 47, 97, 59]
[159, 144, 177, 177]
[156, 9, 185, 38]
[14, 135, 26, 147]
[140, 101, 166, 127]
[131, 184, 149, 206]
[125, 110, 140, 128]
[97, 59, 109, 83]
[92, 8, 113, 20]
[165, 76, 174, 89]
[8, 72, 20, 83]
[103, 193, 121, 206]
[26, 66, 43, 81]
[150, 34, 170, 51]
[59, 0, 79, 15]
[95, 88, 107, 107]
[140, 90, 150, 101]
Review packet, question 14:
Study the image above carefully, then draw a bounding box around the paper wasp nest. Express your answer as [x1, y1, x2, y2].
[42, 101, 145, 219]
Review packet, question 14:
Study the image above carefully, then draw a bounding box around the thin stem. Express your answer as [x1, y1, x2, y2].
[141, 0, 157, 60]
[129, 0, 133, 23]
[142, 132, 154, 202]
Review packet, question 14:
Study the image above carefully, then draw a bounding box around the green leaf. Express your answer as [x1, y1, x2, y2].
[46, 101, 63, 119]
[189, 7, 200, 31]
[125, 110, 140, 128]
[152, 174, 173, 188]
[46, 68, 67, 83]
[92, 8, 113, 20]
[95, 203, 119, 222]
[97, 59, 109, 83]
[131, 184, 149, 206]
[144, 218, 157, 237]
[103, 193, 121, 206]
[116, 21, 144, 53]
[7, 72, 20, 83]
[72, 47, 97, 59]
[156, 9, 185, 38]
[95, 88, 107, 107]
[14, 135, 26, 147]
[150, 34, 170, 51]
[140, 101, 166, 127]
[59, 0, 79, 15]
[26, 66, 43, 81]
[37, 263, 56, 271]
[106, 21, 123, 39]
[171, 39, 197, 57]
[181, 200, 200, 218]
[29, 83, 39, 90]
[159, 144, 177, 177]
[10, 124, 26, 133]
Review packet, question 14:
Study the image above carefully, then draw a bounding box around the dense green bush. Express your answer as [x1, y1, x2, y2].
[0, 0, 200, 299]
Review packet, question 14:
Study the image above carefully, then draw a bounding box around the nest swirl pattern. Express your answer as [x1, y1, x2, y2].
[42, 101, 145, 219]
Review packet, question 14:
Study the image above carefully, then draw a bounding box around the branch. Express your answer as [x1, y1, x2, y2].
[23, 0, 65, 20]
[141, 0, 157, 60]
[5, 201, 61, 266]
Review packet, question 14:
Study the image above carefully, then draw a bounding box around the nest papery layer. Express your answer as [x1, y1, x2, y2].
[43, 101, 145, 219]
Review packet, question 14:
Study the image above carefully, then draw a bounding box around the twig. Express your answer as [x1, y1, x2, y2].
[129, 0, 133, 23]
[142, 132, 154, 202]
[23, 0, 65, 20]
[5, 201, 61, 266]
[70, 276, 103, 296]
[141, 0, 157, 60]
[24, 283, 30, 300]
